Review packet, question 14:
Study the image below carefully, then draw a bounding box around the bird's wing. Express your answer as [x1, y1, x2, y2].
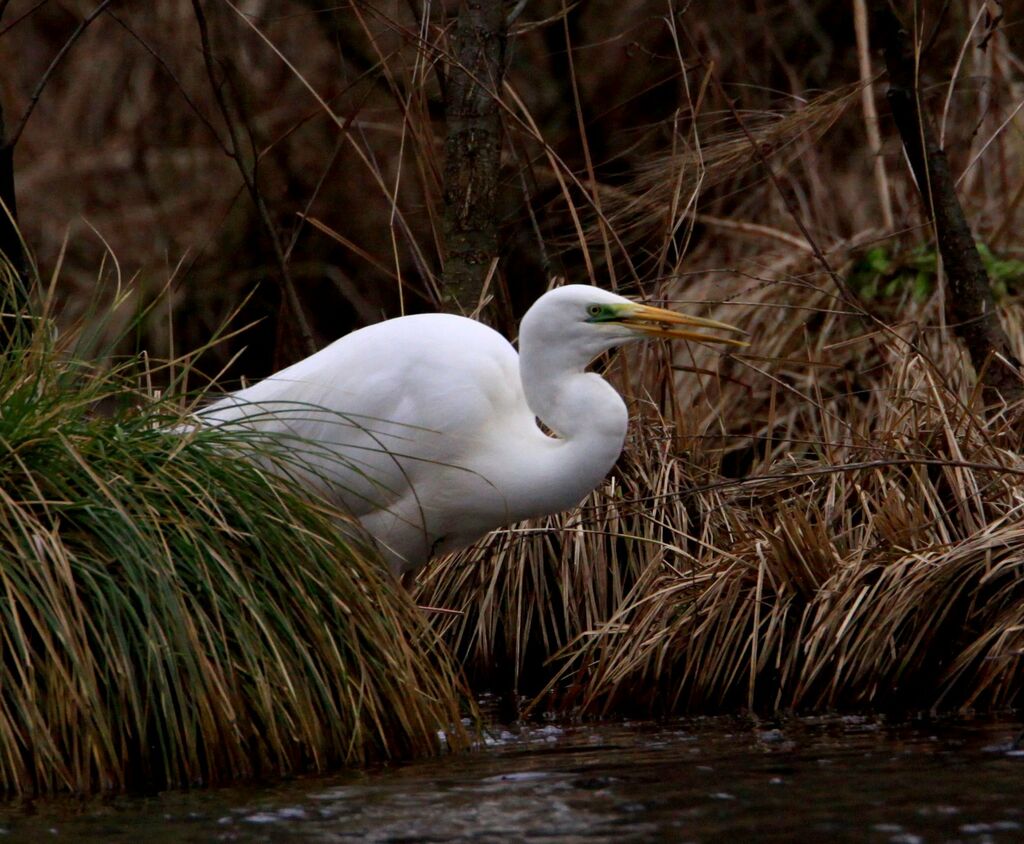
[200, 313, 531, 520]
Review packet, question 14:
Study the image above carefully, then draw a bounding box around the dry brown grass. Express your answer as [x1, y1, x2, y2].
[419, 268, 1024, 715]
[408, 3, 1024, 718]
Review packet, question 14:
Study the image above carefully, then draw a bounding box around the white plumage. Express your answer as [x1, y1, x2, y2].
[201, 285, 743, 578]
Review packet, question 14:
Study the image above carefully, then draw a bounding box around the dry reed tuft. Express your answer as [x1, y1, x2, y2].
[414, 4, 1024, 719]
[419, 265, 1024, 716]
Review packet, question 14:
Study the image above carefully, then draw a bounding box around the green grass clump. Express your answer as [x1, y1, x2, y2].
[849, 242, 1024, 304]
[0, 331, 467, 795]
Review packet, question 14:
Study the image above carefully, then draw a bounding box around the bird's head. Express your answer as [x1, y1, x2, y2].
[520, 285, 746, 363]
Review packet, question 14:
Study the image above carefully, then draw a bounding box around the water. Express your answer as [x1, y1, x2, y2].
[2, 715, 1022, 843]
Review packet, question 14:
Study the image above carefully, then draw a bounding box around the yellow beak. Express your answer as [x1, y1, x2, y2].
[618, 303, 748, 347]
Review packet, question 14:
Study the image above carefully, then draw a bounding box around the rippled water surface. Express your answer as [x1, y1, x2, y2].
[3, 715, 1023, 843]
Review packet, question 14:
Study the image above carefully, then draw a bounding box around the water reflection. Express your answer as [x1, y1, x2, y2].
[2, 715, 1022, 843]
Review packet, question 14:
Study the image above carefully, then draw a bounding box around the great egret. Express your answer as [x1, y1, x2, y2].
[201, 285, 744, 579]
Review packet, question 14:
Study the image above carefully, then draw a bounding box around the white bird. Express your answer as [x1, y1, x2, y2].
[200, 285, 744, 580]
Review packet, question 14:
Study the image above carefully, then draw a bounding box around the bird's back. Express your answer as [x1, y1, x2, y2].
[200, 312, 532, 572]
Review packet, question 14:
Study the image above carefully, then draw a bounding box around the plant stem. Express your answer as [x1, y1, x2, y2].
[192, 0, 316, 364]
[852, 0, 894, 232]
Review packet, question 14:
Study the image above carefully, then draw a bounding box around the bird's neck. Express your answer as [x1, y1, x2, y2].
[518, 340, 629, 511]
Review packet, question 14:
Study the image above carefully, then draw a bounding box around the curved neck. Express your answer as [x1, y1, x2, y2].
[516, 336, 629, 516]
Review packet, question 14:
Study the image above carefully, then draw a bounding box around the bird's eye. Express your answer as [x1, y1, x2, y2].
[586, 304, 603, 318]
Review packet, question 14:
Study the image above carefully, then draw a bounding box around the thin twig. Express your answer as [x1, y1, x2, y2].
[9, 0, 118, 148]
[192, 0, 316, 360]
[107, 9, 230, 156]
[693, 214, 814, 253]
[0, 0, 49, 39]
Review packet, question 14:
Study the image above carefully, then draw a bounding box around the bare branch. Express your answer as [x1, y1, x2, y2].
[8, 0, 118, 148]
[871, 1, 1022, 404]
[107, 9, 230, 156]
[0, 0, 50, 38]
[192, 0, 316, 362]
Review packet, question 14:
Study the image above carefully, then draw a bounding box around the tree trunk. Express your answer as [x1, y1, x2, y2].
[871, 1, 1022, 403]
[440, 0, 508, 315]
[0, 99, 30, 353]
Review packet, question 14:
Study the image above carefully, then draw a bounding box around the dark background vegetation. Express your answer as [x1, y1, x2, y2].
[7, 1, 1016, 383]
